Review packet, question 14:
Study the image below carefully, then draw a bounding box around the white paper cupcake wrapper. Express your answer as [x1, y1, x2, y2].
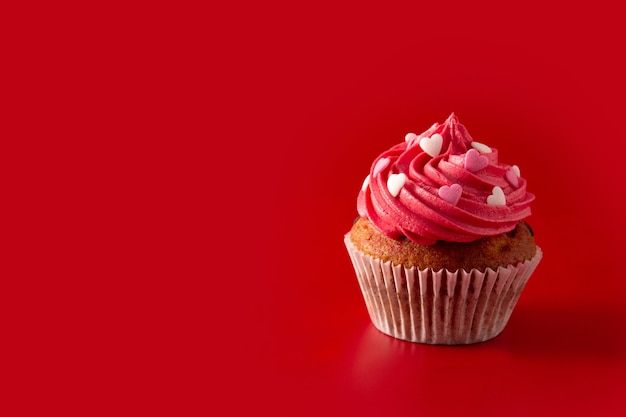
[344, 233, 542, 345]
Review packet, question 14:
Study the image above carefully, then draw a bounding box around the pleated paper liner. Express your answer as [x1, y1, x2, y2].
[345, 233, 542, 345]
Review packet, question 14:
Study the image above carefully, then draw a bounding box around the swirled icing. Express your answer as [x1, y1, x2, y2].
[357, 113, 534, 245]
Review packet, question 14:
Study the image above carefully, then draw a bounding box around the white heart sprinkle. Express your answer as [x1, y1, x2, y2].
[487, 186, 506, 206]
[512, 165, 520, 177]
[471, 141, 492, 153]
[387, 173, 407, 197]
[405, 132, 418, 142]
[419, 133, 443, 157]
[361, 174, 370, 192]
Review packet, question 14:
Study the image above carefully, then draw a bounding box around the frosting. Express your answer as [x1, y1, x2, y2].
[357, 113, 534, 245]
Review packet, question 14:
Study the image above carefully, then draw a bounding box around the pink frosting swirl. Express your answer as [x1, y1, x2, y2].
[357, 113, 534, 245]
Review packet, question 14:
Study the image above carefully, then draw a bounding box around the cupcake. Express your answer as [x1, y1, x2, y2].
[344, 113, 542, 344]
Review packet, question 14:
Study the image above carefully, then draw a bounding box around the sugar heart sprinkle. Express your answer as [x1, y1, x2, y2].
[438, 183, 463, 206]
[464, 149, 489, 172]
[405, 132, 417, 142]
[419, 133, 443, 157]
[405, 132, 420, 147]
[487, 186, 506, 206]
[372, 157, 390, 178]
[361, 174, 370, 192]
[471, 141, 492, 153]
[387, 173, 407, 197]
[505, 166, 520, 188]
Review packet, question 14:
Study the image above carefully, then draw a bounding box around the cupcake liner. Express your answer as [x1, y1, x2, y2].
[344, 233, 542, 345]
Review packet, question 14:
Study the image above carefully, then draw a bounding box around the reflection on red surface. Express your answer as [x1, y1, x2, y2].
[330, 299, 626, 416]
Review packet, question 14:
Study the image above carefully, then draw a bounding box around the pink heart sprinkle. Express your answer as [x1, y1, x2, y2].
[505, 167, 519, 188]
[372, 157, 390, 178]
[464, 149, 489, 172]
[438, 184, 462, 206]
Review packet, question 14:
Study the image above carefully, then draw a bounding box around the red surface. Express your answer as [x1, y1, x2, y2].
[3, 1, 626, 416]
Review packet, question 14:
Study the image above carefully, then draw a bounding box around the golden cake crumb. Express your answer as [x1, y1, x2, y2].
[350, 217, 536, 272]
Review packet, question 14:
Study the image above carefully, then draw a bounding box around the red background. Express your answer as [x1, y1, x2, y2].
[3, 1, 626, 416]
